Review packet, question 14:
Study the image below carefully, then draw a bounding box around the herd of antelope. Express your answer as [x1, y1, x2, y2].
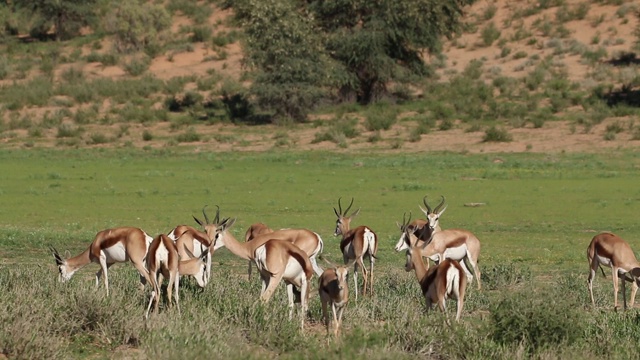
[48, 195, 640, 335]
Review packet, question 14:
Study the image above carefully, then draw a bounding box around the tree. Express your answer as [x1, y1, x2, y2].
[26, 0, 98, 40]
[102, 0, 171, 53]
[234, 0, 332, 122]
[309, 0, 476, 104]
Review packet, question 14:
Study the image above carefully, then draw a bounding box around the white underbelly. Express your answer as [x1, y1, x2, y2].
[254, 245, 304, 286]
[443, 245, 468, 261]
[102, 242, 127, 263]
[283, 257, 304, 286]
[596, 254, 612, 267]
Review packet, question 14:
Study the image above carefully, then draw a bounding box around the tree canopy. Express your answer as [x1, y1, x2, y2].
[234, 0, 476, 121]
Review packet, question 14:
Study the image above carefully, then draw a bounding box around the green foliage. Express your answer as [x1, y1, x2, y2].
[490, 287, 585, 354]
[310, 0, 474, 104]
[481, 22, 501, 47]
[26, 0, 98, 40]
[175, 127, 201, 143]
[483, 126, 512, 142]
[364, 105, 398, 131]
[124, 57, 151, 76]
[235, 0, 329, 122]
[103, 1, 171, 53]
[311, 116, 358, 147]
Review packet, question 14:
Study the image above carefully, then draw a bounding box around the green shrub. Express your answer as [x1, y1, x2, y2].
[483, 126, 512, 142]
[103, 2, 171, 53]
[364, 110, 397, 131]
[175, 127, 201, 143]
[490, 288, 585, 354]
[124, 57, 150, 76]
[142, 130, 153, 141]
[481, 22, 501, 47]
[481, 262, 532, 290]
[191, 26, 212, 42]
[88, 133, 111, 145]
[56, 124, 83, 138]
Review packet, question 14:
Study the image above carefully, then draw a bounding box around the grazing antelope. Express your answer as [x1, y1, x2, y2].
[333, 197, 378, 300]
[587, 232, 640, 310]
[145, 234, 210, 318]
[395, 211, 482, 290]
[203, 208, 324, 277]
[167, 206, 221, 282]
[253, 238, 314, 329]
[245, 222, 274, 280]
[404, 226, 467, 321]
[49, 227, 153, 296]
[318, 261, 352, 336]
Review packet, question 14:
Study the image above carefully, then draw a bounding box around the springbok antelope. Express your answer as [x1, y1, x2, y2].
[394, 196, 445, 252]
[145, 234, 210, 318]
[318, 260, 353, 336]
[333, 197, 378, 300]
[245, 222, 274, 279]
[252, 238, 313, 329]
[404, 227, 467, 322]
[167, 206, 220, 282]
[49, 227, 153, 296]
[587, 232, 640, 310]
[203, 208, 324, 277]
[395, 212, 482, 290]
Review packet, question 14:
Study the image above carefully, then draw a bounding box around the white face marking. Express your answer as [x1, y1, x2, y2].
[427, 214, 440, 230]
[334, 220, 343, 236]
[336, 268, 348, 289]
[395, 233, 408, 252]
[58, 264, 74, 282]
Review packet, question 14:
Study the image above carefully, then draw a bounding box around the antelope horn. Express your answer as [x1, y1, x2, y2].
[401, 211, 412, 229]
[49, 246, 63, 265]
[434, 195, 446, 214]
[423, 195, 433, 214]
[336, 197, 343, 216]
[343, 197, 355, 216]
[202, 205, 210, 224]
[214, 205, 220, 225]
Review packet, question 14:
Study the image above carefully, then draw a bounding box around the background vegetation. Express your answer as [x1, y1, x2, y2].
[0, 0, 640, 140]
[2, 149, 640, 358]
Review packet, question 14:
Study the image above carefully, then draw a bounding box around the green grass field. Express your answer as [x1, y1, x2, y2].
[2, 148, 640, 359]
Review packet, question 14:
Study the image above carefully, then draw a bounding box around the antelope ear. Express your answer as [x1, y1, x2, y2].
[350, 208, 361, 219]
[222, 217, 236, 230]
[437, 205, 448, 217]
[193, 216, 204, 227]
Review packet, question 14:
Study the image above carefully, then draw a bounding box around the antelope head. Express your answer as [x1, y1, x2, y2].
[183, 246, 211, 288]
[419, 195, 447, 232]
[49, 246, 74, 282]
[333, 197, 360, 236]
[394, 212, 416, 252]
[334, 266, 349, 291]
[212, 217, 236, 250]
[401, 223, 422, 272]
[193, 205, 225, 240]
